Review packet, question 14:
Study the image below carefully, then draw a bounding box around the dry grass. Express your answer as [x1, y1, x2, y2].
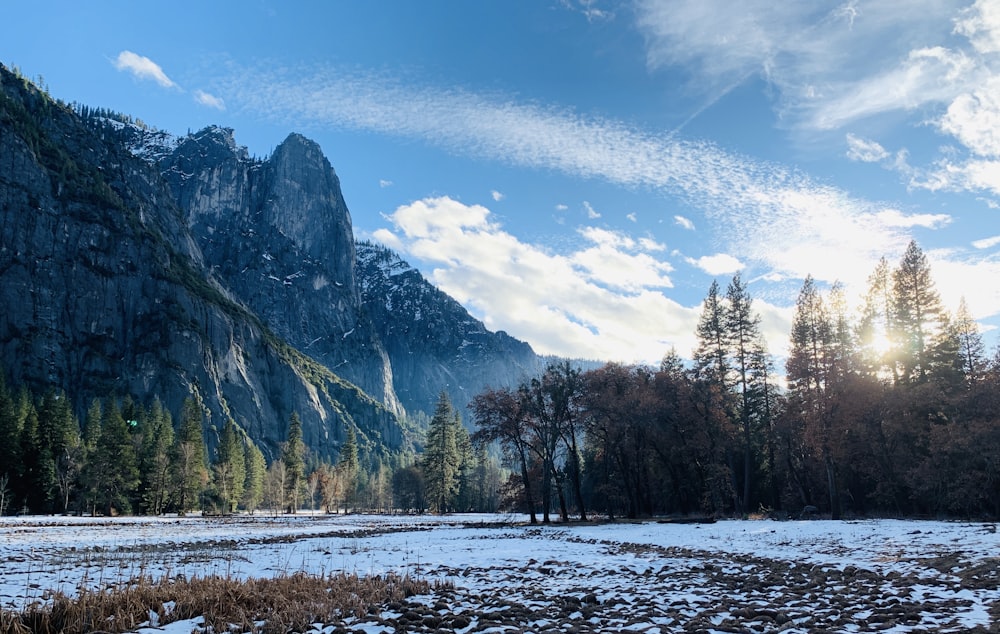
[1, 571, 447, 634]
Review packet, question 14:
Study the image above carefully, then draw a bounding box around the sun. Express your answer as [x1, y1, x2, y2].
[870, 327, 893, 356]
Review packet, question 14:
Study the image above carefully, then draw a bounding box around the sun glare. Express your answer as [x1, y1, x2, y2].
[870, 328, 892, 356]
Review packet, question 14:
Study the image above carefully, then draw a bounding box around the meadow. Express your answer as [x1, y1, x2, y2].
[1, 513, 998, 632]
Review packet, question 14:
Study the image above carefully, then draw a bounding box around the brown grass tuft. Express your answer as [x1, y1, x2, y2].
[1, 571, 448, 634]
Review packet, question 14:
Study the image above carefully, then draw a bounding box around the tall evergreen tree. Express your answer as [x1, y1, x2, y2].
[282, 412, 305, 513]
[214, 418, 246, 514]
[18, 401, 51, 513]
[139, 399, 174, 515]
[858, 257, 898, 381]
[242, 441, 266, 514]
[172, 396, 208, 514]
[337, 426, 360, 511]
[787, 276, 844, 518]
[38, 390, 82, 513]
[893, 240, 945, 384]
[953, 297, 987, 386]
[725, 274, 769, 515]
[0, 375, 23, 512]
[89, 400, 140, 515]
[693, 280, 730, 385]
[422, 392, 460, 514]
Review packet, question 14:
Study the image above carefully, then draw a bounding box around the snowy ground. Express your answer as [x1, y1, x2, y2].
[1, 513, 998, 632]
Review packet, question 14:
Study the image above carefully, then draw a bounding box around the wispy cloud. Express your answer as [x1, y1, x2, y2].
[112, 51, 177, 89]
[215, 57, 993, 340]
[491, 190, 504, 202]
[374, 196, 694, 363]
[635, 0, 968, 127]
[379, 179, 394, 188]
[973, 235, 1000, 249]
[560, 0, 615, 22]
[674, 215, 695, 230]
[846, 134, 889, 163]
[633, 1, 1000, 202]
[194, 89, 225, 110]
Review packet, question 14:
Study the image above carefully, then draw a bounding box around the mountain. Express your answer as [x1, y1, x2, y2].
[357, 241, 543, 420]
[0, 64, 543, 461]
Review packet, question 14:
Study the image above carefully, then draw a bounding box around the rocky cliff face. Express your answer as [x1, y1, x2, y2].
[158, 127, 401, 417]
[0, 67, 401, 461]
[0, 64, 545, 461]
[356, 242, 543, 421]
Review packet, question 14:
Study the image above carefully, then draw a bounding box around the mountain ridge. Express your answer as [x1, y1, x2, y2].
[0, 64, 545, 462]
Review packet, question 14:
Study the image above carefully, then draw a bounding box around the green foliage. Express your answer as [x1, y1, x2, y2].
[421, 393, 461, 513]
[281, 413, 305, 513]
[172, 396, 209, 515]
[86, 399, 141, 515]
[212, 419, 247, 514]
[138, 399, 174, 515]
[242, 442, 266, 514]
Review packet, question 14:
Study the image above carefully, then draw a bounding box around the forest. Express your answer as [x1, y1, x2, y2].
[1, 240, 998, 520]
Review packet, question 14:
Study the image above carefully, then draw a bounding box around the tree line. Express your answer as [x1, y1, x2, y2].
[471, 241, 1000, 521]
[0, 379, 504, 517]
[3, 239, 997, 520]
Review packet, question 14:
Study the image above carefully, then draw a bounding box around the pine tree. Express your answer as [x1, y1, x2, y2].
[241, 442, 266, 514]
[893, 240, 945, 384]
[953, 298, 987, 386]
[454, 414, 475, 512]
[0, 375, 23, 507]
[282, 412, 305, 513]
[787, 276, 843, 518]
[693, 280, 729, 385]
[337, 426, 359, 511]
[214, 418, 246, 514]
[172, 396, 208, 514]
[724, 274, 769, 515]
[38, 390, 82, 513]
[422, 392, 459, 513]
[858, 257, 897, 380]
[18, 401, 52, 513]
[90, 400, 140, 515]
[139, 399, 174, 515]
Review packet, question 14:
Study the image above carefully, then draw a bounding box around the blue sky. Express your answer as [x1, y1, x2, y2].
[4, 1, 1000, 365]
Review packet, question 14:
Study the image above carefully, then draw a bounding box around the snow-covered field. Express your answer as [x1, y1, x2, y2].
[1, 513, 998, 632]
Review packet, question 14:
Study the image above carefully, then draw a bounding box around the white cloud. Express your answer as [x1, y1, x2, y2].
[938, 75, 1000, 157]
[846, 134, 889, 163]
[973, 235, 1000, 249]
[561, 0, 615, 22]
[583, 201, 601, 219]
[491, 190, 504, 201]
[555, 203, 569, 211]
[687, 253, 744, 275]
[674, 215, 695, 230]
[379, 179, 393, 188]
[194, 89, 225, 110]
[112, 51, 177, 89]
[377, 196, 692, 363]
[639, 237, 666, 252]
[216, 57, 1000, 352]
[874, 209, 951, 229]
[810, 46, 977, 130]
[955, 0, 1000, 55]
[634, 0, 965, 126]
[627, 212, 637, 222]
[927, 248, 1000, 321]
